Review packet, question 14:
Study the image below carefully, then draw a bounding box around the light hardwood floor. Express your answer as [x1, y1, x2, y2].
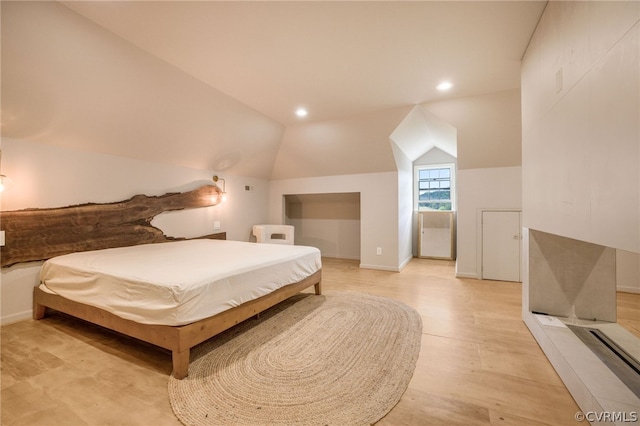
[2, 257, 639, 425]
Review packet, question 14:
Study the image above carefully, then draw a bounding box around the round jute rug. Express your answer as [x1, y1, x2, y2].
[168, 292, 422, 426]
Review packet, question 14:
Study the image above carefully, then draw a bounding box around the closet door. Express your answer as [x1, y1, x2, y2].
[482, 211, 521, 281]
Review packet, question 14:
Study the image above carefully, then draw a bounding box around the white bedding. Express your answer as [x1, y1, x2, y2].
[39, 239, 322, 326]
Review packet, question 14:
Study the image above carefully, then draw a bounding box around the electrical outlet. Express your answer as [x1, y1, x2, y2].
[376, 247, 382, 255]
[213, 221, 221, 230]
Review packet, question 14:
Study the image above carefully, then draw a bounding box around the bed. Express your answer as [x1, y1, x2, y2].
[33, 238, 322, 379]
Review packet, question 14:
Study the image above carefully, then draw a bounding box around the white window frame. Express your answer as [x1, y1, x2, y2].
[414, 163, 456, 212]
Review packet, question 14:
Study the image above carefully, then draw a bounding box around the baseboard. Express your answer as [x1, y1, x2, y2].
[322, 254, 360, 261]
[359, 263, 401, 272]
[617, 286, 640, 294]
[359, 255, 412, 272]
[1, 309, 32, 326]
[455, 271, 479, 279]
[399, 256, 412, 271]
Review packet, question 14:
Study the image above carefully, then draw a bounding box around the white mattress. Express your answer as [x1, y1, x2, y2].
[39, 239, 322, 326]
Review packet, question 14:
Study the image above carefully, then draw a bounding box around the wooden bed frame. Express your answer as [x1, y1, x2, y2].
[5, 185, 322, 379]
[33, 270, 322, 379]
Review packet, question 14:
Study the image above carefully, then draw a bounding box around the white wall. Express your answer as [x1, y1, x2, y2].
[0, 139, 270, 324]
[392, 143, 414, 269]
[455, 166, 522, 279]
[269, 172, 404, 271]
[521, 1, 640, 254]
[617, 250, 640, 294]
[414, 147, 457, 166]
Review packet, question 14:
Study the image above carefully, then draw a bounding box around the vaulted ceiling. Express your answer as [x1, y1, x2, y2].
[1, 1, 546, 179]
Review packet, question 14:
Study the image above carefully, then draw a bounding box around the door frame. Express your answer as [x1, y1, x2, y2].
[476, 208, 522, 282]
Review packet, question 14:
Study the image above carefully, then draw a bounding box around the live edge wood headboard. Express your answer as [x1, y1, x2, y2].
[0, 185, 225, 268]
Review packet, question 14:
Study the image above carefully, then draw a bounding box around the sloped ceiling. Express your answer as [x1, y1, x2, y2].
[1, 1, 546, 179]
[1, 1, 285, 178]
[272, 105, 414, 179]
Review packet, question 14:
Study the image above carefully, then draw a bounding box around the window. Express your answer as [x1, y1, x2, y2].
[415, 164, 455, 211]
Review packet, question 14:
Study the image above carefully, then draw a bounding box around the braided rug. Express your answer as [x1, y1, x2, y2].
[168, 292, 422, 426]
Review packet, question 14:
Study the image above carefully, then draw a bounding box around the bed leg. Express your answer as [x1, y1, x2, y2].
[172, 349, 190, 380]
[33, 297, 46, 320]
[314, 281, 322, 295]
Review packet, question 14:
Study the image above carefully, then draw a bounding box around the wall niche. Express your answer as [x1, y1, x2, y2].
[284, 193, 361, 260]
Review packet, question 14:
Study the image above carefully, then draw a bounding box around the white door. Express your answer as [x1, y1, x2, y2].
[482, 211, 521, 282]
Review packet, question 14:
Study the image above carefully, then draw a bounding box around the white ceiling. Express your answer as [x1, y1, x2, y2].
[62, 1, 547, 126]
[1, 1, 546, 179]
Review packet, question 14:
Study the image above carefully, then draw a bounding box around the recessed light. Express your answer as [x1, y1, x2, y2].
[295, 108, 308, 118]
[436, 81, 454, 91]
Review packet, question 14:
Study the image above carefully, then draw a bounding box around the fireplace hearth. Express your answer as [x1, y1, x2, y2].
[523, 229, 640, 424]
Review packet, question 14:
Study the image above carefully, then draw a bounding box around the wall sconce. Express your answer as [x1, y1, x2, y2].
[0, 175, 12, 193]
[212, 175, 227, 202]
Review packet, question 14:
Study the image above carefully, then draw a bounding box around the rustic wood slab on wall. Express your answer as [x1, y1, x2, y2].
[0, 185, 224, 267]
